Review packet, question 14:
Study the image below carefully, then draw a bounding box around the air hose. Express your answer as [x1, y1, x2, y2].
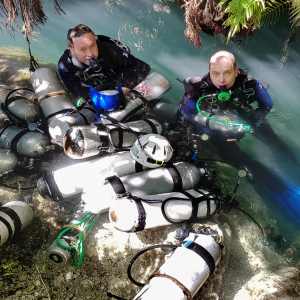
[196, 94, 251, 132]
[57, 212, 98, 268]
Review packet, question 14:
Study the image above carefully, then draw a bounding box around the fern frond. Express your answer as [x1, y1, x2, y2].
[261, 0, 290, 26]
[290, 0, 300, 27]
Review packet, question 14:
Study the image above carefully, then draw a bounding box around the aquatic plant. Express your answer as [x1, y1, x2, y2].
[0, 0, 64, 36]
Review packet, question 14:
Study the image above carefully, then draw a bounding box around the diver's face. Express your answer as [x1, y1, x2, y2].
[69, 32, 99, 66]
[209, 57, 238, 89]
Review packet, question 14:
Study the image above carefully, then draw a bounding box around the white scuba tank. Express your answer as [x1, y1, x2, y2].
[0, 82, 43, 123]
[30, 68, 74, 124]
[0, 126, 52, 157]
[109, 189, 219, 232]
[48, 102, 98, 146]
[63, 119, 163, 159]
[36, 151, 149, 202]
[105, 72, 171, 122]
[131, 233, 222, 300]
[0, 201, 34, 246]
[0, 149, 19, 175]
[82, 162, 201, 214]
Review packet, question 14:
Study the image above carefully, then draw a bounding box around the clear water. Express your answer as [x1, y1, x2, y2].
[1, 0, 300, 238]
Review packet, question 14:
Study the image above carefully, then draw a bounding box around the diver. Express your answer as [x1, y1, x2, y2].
[177, 51, 300, 224]
[58, 24, 151, 99]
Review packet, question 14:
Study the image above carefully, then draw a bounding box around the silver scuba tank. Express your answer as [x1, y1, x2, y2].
[0, 201, 34, 246]
[105, 72, 171, 122]
[109, 189, 219, 232]
[146, 101, 178, 124]
[0, 82, 43, 123]
[0, 126, 52, 157]
[30, 68, 74, 124]
[0, 149, 19, 175]
[36, 151, 149, 202]
[131, 233, 222, 300]
[48, 103, 98, 147]
[63, 118, 163, 159]
[82, 162, 201, 214]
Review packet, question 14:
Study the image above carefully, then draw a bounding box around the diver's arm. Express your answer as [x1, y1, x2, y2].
[253, 79, 273, 119]
[58, 61, 89, 98]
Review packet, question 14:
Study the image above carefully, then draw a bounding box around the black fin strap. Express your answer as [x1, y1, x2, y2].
[105, 175, 126, 195]
[165, 163, 182, 191]
[11, 129, 30, 154]
[131, 198, 146, 232]
[142, 118, 158, 134]
[0, 207, 22, 235]
[186, 241, 215, 274]
[44, 172, 64, 202]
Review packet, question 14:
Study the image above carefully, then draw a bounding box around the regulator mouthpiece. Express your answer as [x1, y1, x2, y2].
[89, 58, 101, 72]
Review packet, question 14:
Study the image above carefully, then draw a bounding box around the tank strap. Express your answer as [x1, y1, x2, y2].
[11, 129, 30, 154]
[105, 175, 126, 195]
[0, 126, 10, 139]
[142, 118, 158, 134]
[205, 113, 215, 128]
[149, 274, 192, 300]
[165, 164, 182, 191]
[44, 172, 65, 202]
[131, 198, 146, 232]
[0, 215, 13, 242]
[185, 241, 216, 274]
[0, 206, 22, 236]
[135, 161, 144, 173]
[45, 108, 74, 122]
[78, 112, 89, 125]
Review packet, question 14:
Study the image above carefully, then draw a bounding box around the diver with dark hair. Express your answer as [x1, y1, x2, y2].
[58, 24, 151, 99]
[177, 51, 300, 224]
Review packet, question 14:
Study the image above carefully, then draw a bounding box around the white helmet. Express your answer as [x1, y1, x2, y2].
[130, 134, 173, 168]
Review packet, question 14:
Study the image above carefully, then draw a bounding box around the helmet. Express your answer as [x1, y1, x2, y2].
[130, 134, 173, 168]
[89, 85, 120, 112]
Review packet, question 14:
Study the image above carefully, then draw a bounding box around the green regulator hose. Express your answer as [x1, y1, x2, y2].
[57, 212, 98, 268]
[196, 95, 251, 132]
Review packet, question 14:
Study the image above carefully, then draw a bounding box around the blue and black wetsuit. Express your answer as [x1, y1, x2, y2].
[58, 35, 151, 98]
[177, 70, 273, 140]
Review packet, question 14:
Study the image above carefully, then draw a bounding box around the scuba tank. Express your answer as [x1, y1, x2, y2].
[105, 72, 171, 122]
[0, 149, 19, 175]
[129, 233, 222, 300]
[0, 201, 34, 246]
[109, 189, 221, 232]
[82, 162, 201, 214]
[0, 83, 43, 124]
[63, 118, 163, 159]
[146, 101, 178, 124]
[48, 102, 98, 147]
[0, 126, 53, 157]
[37, 151, 149, 202]
[30, 68, 75, 124]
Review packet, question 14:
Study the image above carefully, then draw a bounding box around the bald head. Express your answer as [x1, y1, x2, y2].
[208, 51, 238, 89]
[209, 51, 236, 69]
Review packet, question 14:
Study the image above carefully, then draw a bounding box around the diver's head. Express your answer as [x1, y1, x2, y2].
[67, 24, 99, 66]
[209, 51, 238, 90]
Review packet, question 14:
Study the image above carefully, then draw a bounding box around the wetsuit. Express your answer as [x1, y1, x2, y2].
[58, 35, 151, 98]
[177, 70, 273, 139]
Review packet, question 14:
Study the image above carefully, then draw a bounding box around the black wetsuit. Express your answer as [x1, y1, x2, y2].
[58, 35, 151, 98]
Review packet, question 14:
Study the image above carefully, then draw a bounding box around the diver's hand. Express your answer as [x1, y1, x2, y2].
[122, 87, 131, 95]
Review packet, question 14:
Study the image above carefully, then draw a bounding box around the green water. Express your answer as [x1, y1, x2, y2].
[1, 0, 300, 237]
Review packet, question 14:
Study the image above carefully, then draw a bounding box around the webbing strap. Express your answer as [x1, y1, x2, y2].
[0, 215, 13, 242]
[0, 207, 22, 235]
[11, 129, 30, 154]
[130, 90, 149, 105]
[206, 113, 215, 128]
[105, 175, 126, 195]
[44, 172, 64, 202]
[186, 241, 216, 274]
[132, 199, 146, 232]
[79, 112, 89, 125]
[142, 119, 158, 134]
[135, 161, 144, 173]
[149, 274, 192, 300]
[165, 164, 182, 191]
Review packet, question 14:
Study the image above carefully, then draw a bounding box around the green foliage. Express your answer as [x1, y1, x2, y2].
[218, 0, 266, 41]
[290, 0, 300, 27]
[261, 0, 290, 26]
